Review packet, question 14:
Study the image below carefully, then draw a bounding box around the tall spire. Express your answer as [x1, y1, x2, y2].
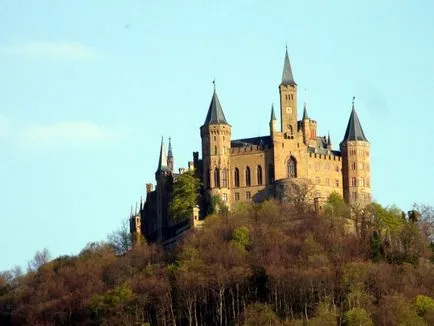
[203, 86, 229, 126]
[342, 97, 368, 142]
[156, 137, 169, 173]
[327, 131, 332, 145]
[167, 137, 174, 172]
[303, 88, 309, 120]
[302, 102, 309, 120]
[281, 47, 297, 86]
[167, 137, 173, 158]
[270, 103, 276, 121]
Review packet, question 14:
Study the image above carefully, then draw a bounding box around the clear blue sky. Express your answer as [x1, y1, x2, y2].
[1, 0, 433, 271]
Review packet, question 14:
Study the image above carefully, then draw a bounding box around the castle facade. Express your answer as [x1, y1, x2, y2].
[131, 49, 371, 244]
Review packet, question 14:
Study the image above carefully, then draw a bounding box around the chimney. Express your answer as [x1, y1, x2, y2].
[188, 161, 194, 171]
[146, 183, 154, 193]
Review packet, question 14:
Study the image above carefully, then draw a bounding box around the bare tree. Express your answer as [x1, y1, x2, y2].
[412, 203, 434, 242]
[27, 248, 51, 272]
[107, 218, 132, 255]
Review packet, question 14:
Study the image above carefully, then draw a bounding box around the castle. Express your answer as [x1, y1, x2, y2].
[130, 49, 371, 244]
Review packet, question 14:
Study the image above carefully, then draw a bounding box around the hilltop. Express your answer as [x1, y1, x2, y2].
[1, 197, 433, 325]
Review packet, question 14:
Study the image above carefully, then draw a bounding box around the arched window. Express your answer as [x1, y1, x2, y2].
[257, 165, 263, 185]
[234, 168, 240, 187]
[214, 146, 217, 155]
[246, 166, 251, 186]
[222, 169, 228, 188]
[214, 168, 220, 188]
[287, 156, 297, 178]
[268, 164, 274, 183]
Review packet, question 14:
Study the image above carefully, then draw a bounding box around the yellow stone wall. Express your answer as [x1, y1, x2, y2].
[228, 146, 273, 208]
[340, 141, 371, 204]
[306, 152, 344, 199]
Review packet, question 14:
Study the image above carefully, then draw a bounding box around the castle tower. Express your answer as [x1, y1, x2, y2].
[327, 132, 332, 150]
[167, 137, 174, 172]
[279, 48, 298, 138]
[269, 103, 278, 136]
[340, 97, 371, 205]
[155, 137, 171, 241]
[129, 204, 142, 246]
[300, 101, 318, 146]
[200, 86, 232, 207]
[301, 101, 310, 144]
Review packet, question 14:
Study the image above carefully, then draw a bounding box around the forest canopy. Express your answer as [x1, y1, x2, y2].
[1, 198, 433, 325]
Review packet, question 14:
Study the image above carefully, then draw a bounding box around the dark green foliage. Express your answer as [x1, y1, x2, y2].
[207, 194, 228, 216]
[169, 170, 201, 221]
[370, 231, 382, 262]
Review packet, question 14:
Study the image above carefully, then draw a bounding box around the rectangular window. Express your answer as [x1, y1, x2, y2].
[351, 177, 357, 186]
[315, 176, 320, 185]
[358, 162, 364, 170]
[359, 177, 364, 186]
[222, 193, 228, 202]
[235, 192, 240, 201]
[246, 191, 251, 200]
[325, 178, 330, 186]
[351, 162, 356, 170]
[222, 169, 228, 188]
[335, 179, 339, 187]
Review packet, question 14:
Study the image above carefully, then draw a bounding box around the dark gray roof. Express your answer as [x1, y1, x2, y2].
[281, 49, 297, 86]
[231, 136, 272, 148]
[270, 104, 276, 121]
[342, 107, 368, 142]
[156, 138, 170, 173]
[302, 102, 309, 120]
[203, 89, 229, 126]
[316, 136, 328, 149]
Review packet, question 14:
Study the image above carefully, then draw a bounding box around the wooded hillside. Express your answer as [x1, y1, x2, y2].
[1, 197, 433, 325]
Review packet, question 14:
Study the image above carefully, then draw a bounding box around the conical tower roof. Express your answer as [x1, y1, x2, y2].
[156, 137, 169, 173]
[270, 104, 276, 121]
[281, 48, 297, 86]
[302, 102, 309, 120]
[203, 88, 229, 126]
[342, 97, 368, 142]
[167, 137, 173, 158]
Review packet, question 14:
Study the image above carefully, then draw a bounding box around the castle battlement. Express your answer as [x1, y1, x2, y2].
[230, 144, 270, 154]
[308, 152, 342, 162]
